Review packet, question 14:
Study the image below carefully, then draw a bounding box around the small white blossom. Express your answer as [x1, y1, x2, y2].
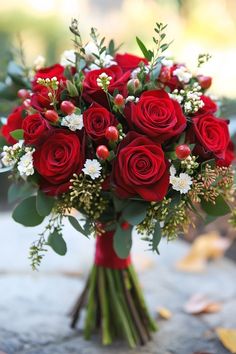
[85, 42, 117, 70]
[82, 159, 102, 180]
[170, 172, 192, 194]
[17, 150, 35, 177]
[170, 165, 176, 177]
[33, 55, 46, 70]
[173, 66, 192, 83]
[61, 113, 84, 131]
[1, 143, 22, 167]
[161, 57, 173, 67]
[169, 93, 183, 104]
[131, 65, 149, 79]
[60, 50, 76, 66]
[97, 73, 112, 91]
[125, 95, 139, 103]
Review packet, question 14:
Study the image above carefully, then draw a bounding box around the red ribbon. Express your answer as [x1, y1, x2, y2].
[95, 230, 131, 269]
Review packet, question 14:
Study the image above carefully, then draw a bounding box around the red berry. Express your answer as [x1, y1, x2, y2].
[175, 144, 191, 159]
[159, 66, 171, 83]
[96, 145, 110, 160]
[114, 94, 125, 107]
[17, 89, 30, 100]
[60, 101, 75, 115]
[45, 110, 59, 123]
[121, 221, 130, 230]
[105, 126, 119, 142]
[197, 75, 212, 90]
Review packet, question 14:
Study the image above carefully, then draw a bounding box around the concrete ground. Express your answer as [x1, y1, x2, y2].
[0, 212, 236, 354]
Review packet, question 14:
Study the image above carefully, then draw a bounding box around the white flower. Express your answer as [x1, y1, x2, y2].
[161, 57, 173, 67]
[173, 66, 192, 83]
[82, 159, 102, 180]
[84, 42, 99, 62]
[170, 172, 192, 194]
[1, 143, 22, 167]
[33, 55, 45, 70]
[60, 50, 76, 66]
[61, 113, 84, 131]
[17, 150, 35, 177]
[131, 65, 149, 79]
[85, 42, 117, 70]
[170, 165, 176, 177]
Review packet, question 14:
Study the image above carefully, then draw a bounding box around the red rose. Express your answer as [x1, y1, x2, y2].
[192, 114, 230, 159]
[193, 95, 217, 117]
[112, 132, 169, 201]
[217, 141, 235, 167]
[126, 90, 186, 143]
[32, 64, 66, 91]
[22, 113, 50, 146]
[83, 103, 117, 142]
[159, 64, 183, 91]
[34, 129, 84, 195]
[1, 105, 26, 144]
[30, 87, 52, 112]
[83, 65, 130, 107]
[115, 53, 148, 72]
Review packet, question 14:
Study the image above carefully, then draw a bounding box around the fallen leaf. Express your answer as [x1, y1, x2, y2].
[176, 231, 231, 272]
[157, 307, 172, 320]
[216, 328, 236, 353]
[184, 294, 222, 315]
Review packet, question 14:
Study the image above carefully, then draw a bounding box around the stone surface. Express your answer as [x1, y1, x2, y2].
[0, 213, 236, 354]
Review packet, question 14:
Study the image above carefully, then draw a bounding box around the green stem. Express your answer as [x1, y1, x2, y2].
[84, 265, 98, 339]
[98, 267, 113, 345]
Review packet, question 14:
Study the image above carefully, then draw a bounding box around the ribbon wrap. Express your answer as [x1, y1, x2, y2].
[95, 229, 131, 269]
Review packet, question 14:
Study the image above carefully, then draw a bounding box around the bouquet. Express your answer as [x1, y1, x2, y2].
[1, 19, 235, 348]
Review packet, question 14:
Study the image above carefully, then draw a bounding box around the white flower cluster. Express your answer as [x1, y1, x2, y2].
[61, 113, 84, 131]
[125, 96, 139, 103]
[17, 148, 35, 177]
[170, 83, 204, 114]
[131, 65, 149, 79]
[170, 165, 192, 194]
[85, 42, 117, 70]
[173, 66, 192, 83]
[97, 72, 112, 91]
[1, 143, 22, 167]
[1, 143, 35, 178]
[82, 159, 102, 180]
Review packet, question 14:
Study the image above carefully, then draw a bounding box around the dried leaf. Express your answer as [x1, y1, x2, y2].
[216, 328, 236, 353]
[157, 307, 172, 320]
[184, 294, 222, 315]
[176, 231, 231, 272]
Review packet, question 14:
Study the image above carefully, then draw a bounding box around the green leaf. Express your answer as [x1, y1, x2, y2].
[201, 159, 216, 172]
[151, 222, 162, 253]
[10, 129, 24, 140]
[136, 37, 153, 61]
[47, 230, 67, 255]
[205, 214, 218, 225]
[36, 190, 55, 217]
[68, 215, 88, 237]
[113, 224, 132, 259]
[66, 80, 79, 97]
[12, 196, 44, 226]
[150, 63, 162, 81]
[201, 195, 231, 217]
[108, 39, 115, 55]
[113, 196, 129, 213]
[8, 182, 36, 204]
[122, 201, 148, 226]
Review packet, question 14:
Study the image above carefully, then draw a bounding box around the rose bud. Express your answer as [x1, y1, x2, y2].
[23, 99, 31, 109]
[105, 126, 119, 142]
[175, 144, 191, 159]
[60, 100, 75, 115]
[197, 75, 212, 90]
[127, 78, 141, 94]
[159, 66, 171, 83]
[96, 145, 110, 160]
[114, 94, 125, 107]
[121, 221, 130, 230]
[45, 109, 59, 123]
[17, 89, 31, 100]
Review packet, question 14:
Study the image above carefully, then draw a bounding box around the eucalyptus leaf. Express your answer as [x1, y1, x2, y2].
[113, 224, 132, 259]
[68, 215, 88, 237]
[10, 129, 24, 140]
[12, 196, 44, 226]
[8, 182, 36, 204]
[36, 190, 55, 217]
[201, 195, 231, 217]
[47, 230, 67, 255]
[151, 221, 162, 253]
[122, 201, 149, 226]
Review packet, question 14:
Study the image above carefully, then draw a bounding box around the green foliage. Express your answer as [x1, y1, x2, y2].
[136, 37, 153, 61]
[47, 229, 67, 255]
[150, 222, 162, 253]
[12, 196, 44, 226]
[68, 215, 88, 237]
[8, 182, 36, 203]
[201, 195, 231, 217]
[113, 224, 132, 259]
[9, 129, 24, 140]
[36, 190, 55, 217]
[122, 201, 148, 226]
